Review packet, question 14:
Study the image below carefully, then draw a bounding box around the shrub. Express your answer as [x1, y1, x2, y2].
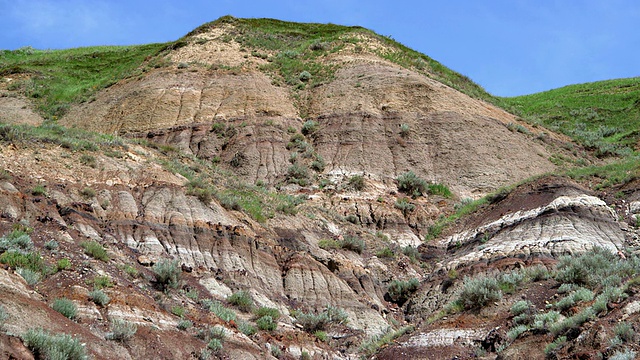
[80, 241, 109, 261]
[57, 258, 72, 271]
[171, 306, 186, 317]
[79, 154, 97, 168]
[271, 345, 282, 358]
[254, 307, 280, 320]
[152, 259, 180, 290]
[298, 71, 312, 82]
[301, 120, 318, 135]
[314, 330, 328, 341]
[295, 306, 348, 332]
[544, 336, 567, 356]
[106, 318, 137, 342]
[89, 289, 110, 306]
[375, 247, 395, 258]
[427, 183, 453, 198]
[510, 300, 533, 316]
[614, 322, 635, 343]
[177, 319, 193, 330]
[341, 235, 364, 254]
[523, 264, 551, 282]
[402, 246, 420, 262]
[44, 240, 59, 250]
[256, 315, 277, 331]
[52, 298, 77, 320]
[0, 229, 33, 253]
[227, 290, 253, 312]
[22, 328, 87, 360]
[286, 163, 309, 185]
[386, 278, 419, 305]
[399, 123, 410, 138]
[80, 187, 96, 198]
[610, 349, 637, 360]
[396, 171, 427, 197]
[455, 275, 502, 310]
[554, 287, 594, 311]
[507, 324, 528, 340]
[237, 320, 256, 336]
[208, 300, 236, 322]
[394, 198, 415, 214]
[318, 239, 340, 250]
[17, 267, 41, 285]
[91, 275, 114, 289]
[532, 310, 561, 331]
[31, 185, 46, 196]
[0, 251, 46, 274]
[207, 338, 223, 351]
[497, 271, 525, 294]
[347, 174, 365, 191]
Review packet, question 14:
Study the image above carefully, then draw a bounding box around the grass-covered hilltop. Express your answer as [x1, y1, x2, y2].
[0, 15, 640, 360]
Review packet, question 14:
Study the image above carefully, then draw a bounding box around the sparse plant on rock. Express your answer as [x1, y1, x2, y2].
[396, 171, 427, 197]
[227, 290, 253, 312]
[89, 289, 110, 307]
[106, 318, 137, 342]
[152, 259, 181, 290]
[51, 298, 77, 320]
[80, 241, 109, 261]
[22, 328, 87, 360]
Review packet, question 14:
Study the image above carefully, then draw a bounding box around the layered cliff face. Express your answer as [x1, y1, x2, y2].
[1, 17, 639, 360]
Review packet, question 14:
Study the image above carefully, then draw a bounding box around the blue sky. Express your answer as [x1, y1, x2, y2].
[1, 0, 639, 97]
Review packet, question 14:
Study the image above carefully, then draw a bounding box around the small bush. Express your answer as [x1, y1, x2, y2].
[396, 171, 427, 197]
[298, 71, 312, 82]
[402, 246, 420, 262]
[89, 289, 110, 306]
[386, 278, 419, 305]
[207, 338, 223, 351]
[0, 251, 46, 274]
[376, 247, 395, 258]
[271, 345, 282, 358]
[106, 318, 137, 342]
[455, 275, 502, 310]
[22, 328, 87, 360]
[341, 235, 364, 254]
[507, 324, 528, 340]
[79, 154, 96, 168]
[314, 330, 328, 341]
[544, 336, 567, 355]
[254, 307, 280, 320]
[152, 259, 180, 290]
[614, 322, 635, 343]
[208, 300, 236, 322]
[286, 163, 309, 186]
[394, 197, 415, 214]
[347, 174, 365, 191]
[121, 264, 139, 278]
[80, 187, 96, 198]
[610, 349, 637, 360]
[80, 241, 109, 261]
[301, 120, 318, 135]
[0, 229, 33, 253]
[91, 275, 113, 289]
[57, 258, 72, 271]
[177, 319, 193, 330]
[532, 310, 561, 331]
[31, 185, 46, 196]
[399, 123, 410, 138]
[227, 290, 253, 312]
[52, 298, 77, 320]
[171, 306, 186, 317]
[256, 315, 277, 331]
[554, 287, 594, 311]
[295, 306, 348, 332]
[237, 320, 256, 336]
[17, 267, 41, 285]
[427, 183, 453, 198]
[510, 300, 533, 316]
[44, 240, 59, 250]
[318, 239, 340, 250]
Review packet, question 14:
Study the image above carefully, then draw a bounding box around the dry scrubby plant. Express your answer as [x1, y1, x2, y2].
[80, 241, 109, 261]
[22, 328, 87, 360]
[106, 318, 137, 342]
[51, 298, 77, 320]
[152, 259, 181, 290]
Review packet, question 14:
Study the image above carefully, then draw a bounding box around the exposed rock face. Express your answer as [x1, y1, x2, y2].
[438, 193, 624, 271]
[60, 33, 560, 196]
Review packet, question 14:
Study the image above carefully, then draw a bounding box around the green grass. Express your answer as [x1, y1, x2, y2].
[502, 77, 640, 156]
[0, 43, 170, 119]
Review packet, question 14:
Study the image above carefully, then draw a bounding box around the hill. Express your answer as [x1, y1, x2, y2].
[0, 16, 639, 360]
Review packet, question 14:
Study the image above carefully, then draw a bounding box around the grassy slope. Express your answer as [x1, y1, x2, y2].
[501, 78, 640, 156]
[0, 43, 171, 119]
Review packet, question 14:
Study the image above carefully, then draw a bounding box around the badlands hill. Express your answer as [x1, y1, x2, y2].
[0, 16, 639, 360]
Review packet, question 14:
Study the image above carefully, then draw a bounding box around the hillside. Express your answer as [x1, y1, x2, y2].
[0, 16, 639, 360]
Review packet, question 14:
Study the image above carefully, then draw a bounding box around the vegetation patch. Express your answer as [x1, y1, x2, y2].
[22, 328, 87, 360]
